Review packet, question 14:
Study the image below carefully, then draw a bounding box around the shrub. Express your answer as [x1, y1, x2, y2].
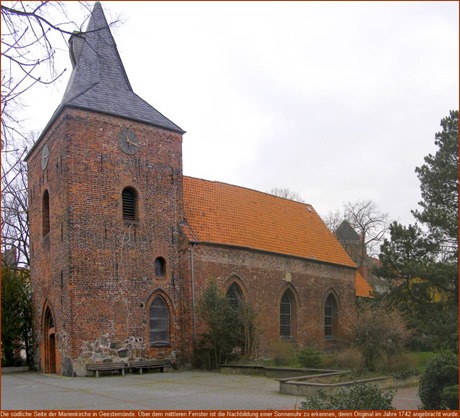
[330, 347, 365, 372]
[382, 351, 417, 374]
[194, 282, 243, 369]
[392, 368, 419, 380]
[344, 301, 413, 371]
[297, 347, 323, 368]
[194, 281, 259, 369]
[419, 351, 458, 410]
[301, 384, 395, 410]
[441, 385, 459, 410]
[270, 340, 296, 366]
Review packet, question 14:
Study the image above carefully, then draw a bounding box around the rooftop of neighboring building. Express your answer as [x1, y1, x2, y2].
[355, 270, 374, 298]
[335, 220, 361, 243]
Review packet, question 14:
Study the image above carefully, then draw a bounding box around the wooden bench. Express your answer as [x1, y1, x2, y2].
[86, 362, 127, 377]
[129, 359, 171, 375]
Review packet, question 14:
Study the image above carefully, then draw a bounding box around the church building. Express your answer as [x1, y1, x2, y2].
[25, 3, 372, 376]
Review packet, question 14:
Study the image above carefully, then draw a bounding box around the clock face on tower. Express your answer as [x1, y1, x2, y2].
[41, 144, 50, 170]
[118, 128, 140, 155]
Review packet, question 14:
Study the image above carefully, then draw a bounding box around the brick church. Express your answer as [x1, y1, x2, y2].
[25, 2, 372, 376]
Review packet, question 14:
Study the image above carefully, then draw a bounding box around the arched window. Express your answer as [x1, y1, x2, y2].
[226, 282, 243, 309]
[155, 257, 166, 277]
[42, 190, 50, 237]
[44, 306, 54, 330]
[324, 294, 338, 338]
[280, 289, 294, 338]
[122, 187, 137, 221]
[149, 296, 170, 346]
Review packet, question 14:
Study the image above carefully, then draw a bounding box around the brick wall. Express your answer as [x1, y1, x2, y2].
[27, 108, 184, 375]
[180, 242, 356, 359]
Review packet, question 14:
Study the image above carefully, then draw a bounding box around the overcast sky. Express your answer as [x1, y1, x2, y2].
[25, 1, 459, 226]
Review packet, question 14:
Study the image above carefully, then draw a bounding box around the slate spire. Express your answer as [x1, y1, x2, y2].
[61, 2, 184, 133]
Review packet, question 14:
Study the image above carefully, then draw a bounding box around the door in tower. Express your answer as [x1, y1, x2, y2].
[43, 306, 56, 373]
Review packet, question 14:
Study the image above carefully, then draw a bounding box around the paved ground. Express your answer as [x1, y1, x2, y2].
[1, 370, 420, 410]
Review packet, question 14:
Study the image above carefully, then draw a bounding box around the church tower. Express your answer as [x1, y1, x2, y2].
[25, 2, 185, 376]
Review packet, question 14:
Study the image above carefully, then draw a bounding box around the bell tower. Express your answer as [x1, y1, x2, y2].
[26, 2, 185, 376]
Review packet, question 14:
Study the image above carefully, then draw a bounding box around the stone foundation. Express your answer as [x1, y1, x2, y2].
[73, 334, 146, 376]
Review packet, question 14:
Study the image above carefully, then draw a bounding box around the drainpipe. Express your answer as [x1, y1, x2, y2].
[190, 243, 196, 344]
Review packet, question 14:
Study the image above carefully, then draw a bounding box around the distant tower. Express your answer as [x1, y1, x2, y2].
[335, 220, 362, 265]
[25, 3, 185, 376]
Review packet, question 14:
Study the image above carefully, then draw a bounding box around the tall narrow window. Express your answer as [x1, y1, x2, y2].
[226, 282, 243, 309]
[122, 187, 137, 221]
[150, 296, 170, 346]
[155, 257, 166, 276]
[42, 190, 50, 237]
[324, 294, 338, 338]
[280, 289, 294, 337]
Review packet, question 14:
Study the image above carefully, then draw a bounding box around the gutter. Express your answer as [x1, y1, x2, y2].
[190, 243, 196, 344]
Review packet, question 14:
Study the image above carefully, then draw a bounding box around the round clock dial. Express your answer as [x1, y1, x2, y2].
[41, 144, 50, 170]
[118, 128, 140, 155]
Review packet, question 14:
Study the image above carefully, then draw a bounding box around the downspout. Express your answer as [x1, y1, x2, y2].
[190, 243, 196, 344]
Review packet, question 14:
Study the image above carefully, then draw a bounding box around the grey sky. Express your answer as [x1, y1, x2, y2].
[26, 1, 459, 226]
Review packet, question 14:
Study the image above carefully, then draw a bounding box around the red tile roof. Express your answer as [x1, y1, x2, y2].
[182, 177, 356, 268]
[355, 271, 374, 298]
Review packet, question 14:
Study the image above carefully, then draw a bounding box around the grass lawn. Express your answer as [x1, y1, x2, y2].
[405, 351, 437, 373]
[258, 350, 438, 376]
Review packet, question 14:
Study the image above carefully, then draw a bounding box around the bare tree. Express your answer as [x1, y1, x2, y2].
[1, 2, 87, 268]
[269, 187, 305, 203]
[344, 199, 389, 265]
[1, 147, 31, 268]
[0, 2, 96, 152]
[1, 2, 121, 268]
[323, 200, 389, 266]
[322, 209, 342, 232]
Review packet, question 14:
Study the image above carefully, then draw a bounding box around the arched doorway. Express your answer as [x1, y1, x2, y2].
[43, 306, 56, 373]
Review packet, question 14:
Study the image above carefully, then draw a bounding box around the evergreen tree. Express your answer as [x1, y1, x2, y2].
[1, 266, 33, 367]
[413, 110, 458, 256]
[378, 110, 458, 350]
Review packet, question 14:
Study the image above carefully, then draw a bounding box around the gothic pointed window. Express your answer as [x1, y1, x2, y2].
[324, 294, 338, 339]
[280, 289, 295, 338]
[226, 282, 243, 309]
[150, 296, 170, 346]
[122, 187, 137, 222]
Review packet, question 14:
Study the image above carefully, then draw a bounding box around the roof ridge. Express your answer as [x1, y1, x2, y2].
[183, 175, 312, 207]
[182, 176, 356, 268]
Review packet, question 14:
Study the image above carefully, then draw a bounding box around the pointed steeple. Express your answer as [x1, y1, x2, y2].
[61, 2, 184, 133]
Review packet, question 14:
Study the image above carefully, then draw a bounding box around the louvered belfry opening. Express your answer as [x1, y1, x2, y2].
[122, 187, 137, 221]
